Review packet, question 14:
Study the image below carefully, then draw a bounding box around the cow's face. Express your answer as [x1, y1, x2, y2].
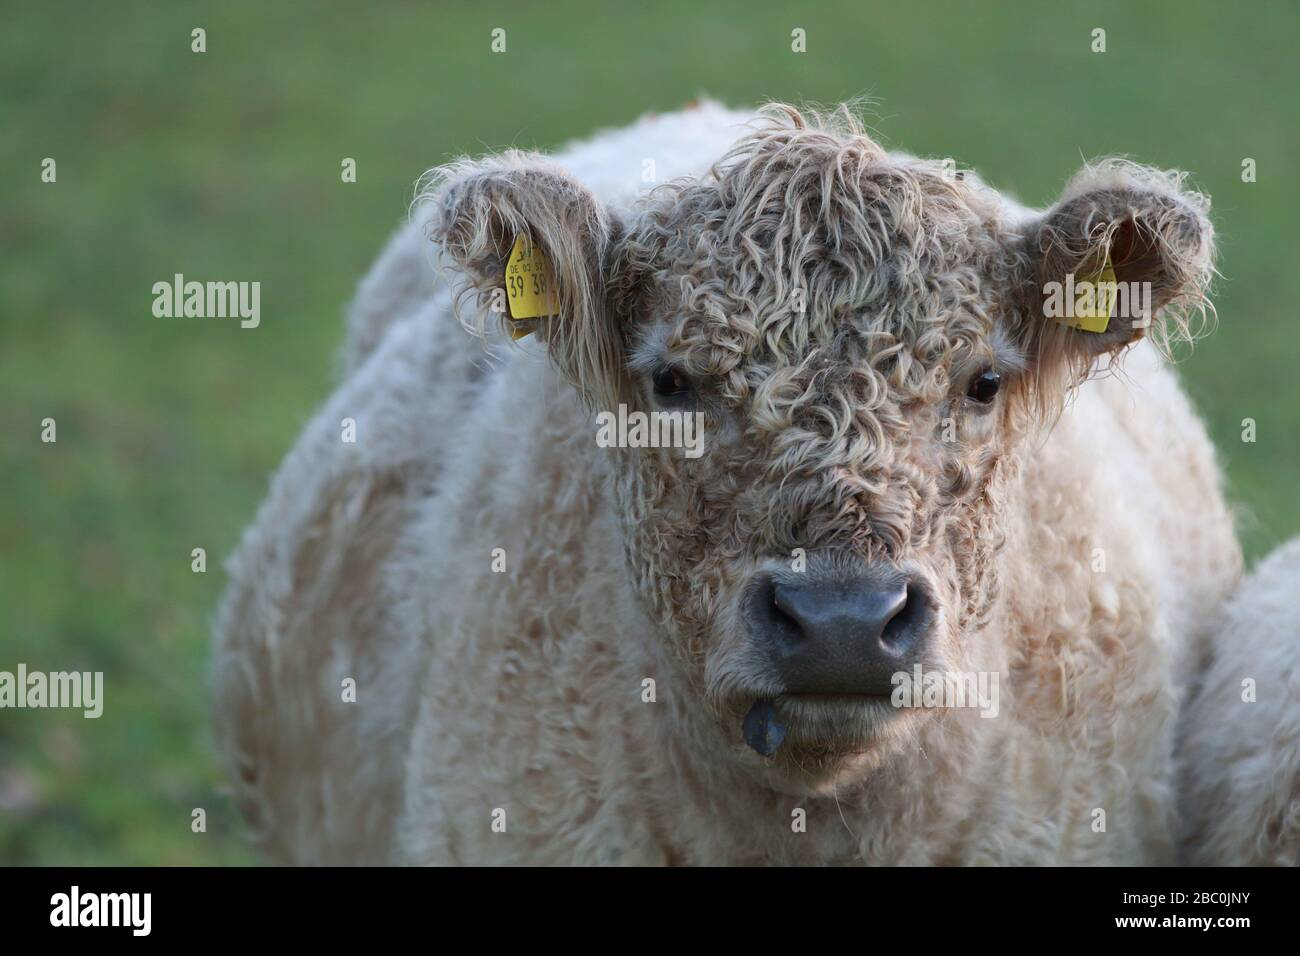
[433, 105, 1213, 793]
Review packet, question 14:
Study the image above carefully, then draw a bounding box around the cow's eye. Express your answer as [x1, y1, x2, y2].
[966, 370, 1001, 404]
[652, 365, 692, 399]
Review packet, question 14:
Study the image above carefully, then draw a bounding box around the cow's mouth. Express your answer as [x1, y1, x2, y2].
[741, 693, 900, 757]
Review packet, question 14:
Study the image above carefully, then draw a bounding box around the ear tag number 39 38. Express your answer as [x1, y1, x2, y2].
[505, 235, 560, 339]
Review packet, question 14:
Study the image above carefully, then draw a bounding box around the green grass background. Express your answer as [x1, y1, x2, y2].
[1, 1, 1295, 864]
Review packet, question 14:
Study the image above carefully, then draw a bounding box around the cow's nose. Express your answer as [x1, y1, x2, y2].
[745, 561, 932, 695]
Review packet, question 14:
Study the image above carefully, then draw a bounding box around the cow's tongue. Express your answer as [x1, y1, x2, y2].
[742, 698, 787, 756]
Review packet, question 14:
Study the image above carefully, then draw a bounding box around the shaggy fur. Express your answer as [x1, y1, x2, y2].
[1178, 538, 1300, 865]
[214, 102, 1245, 864]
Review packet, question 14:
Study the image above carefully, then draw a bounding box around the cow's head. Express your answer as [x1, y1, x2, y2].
[431, 105, 1214, 792]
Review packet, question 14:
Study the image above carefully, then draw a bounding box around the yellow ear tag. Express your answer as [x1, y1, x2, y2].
[1068, 255, 1117, 334]
[504, 234, 560, 339]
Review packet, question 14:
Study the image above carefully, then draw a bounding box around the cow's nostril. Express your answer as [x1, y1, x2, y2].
[758, 577, 805, 646]
[880, 582, 928, 651]
[770, 584, 805, 636]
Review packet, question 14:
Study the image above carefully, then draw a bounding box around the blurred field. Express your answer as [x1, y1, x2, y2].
[1, 0, 1295, 864]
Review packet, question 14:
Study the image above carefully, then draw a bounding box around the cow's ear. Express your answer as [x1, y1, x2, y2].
[425, 153, 626, 409]
[1015, 160, 1215, 383]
